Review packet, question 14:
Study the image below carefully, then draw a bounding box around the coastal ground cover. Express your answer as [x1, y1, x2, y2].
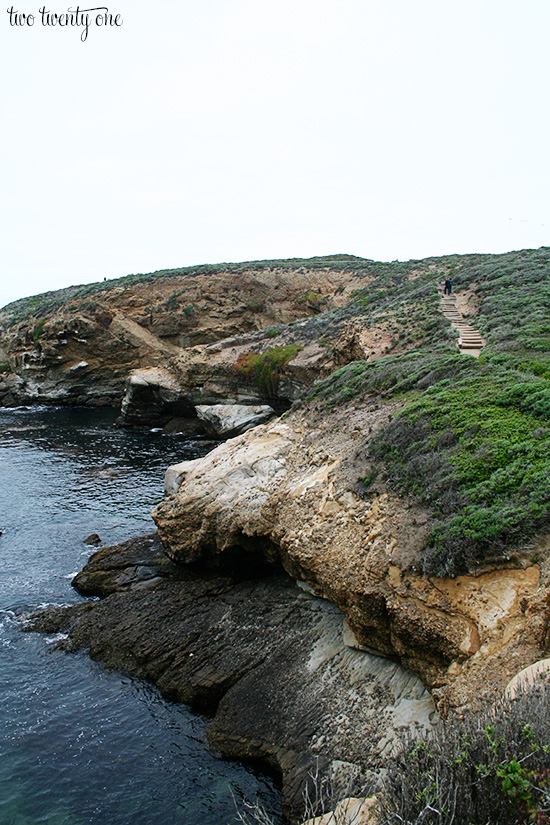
[311, 247, 550, 574]
[0, 254, 369, 325]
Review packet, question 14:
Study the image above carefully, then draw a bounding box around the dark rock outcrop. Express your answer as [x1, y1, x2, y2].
[27, 534, 434, 822]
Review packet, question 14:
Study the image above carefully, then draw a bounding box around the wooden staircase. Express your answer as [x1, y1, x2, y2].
[440, 292, 484, 357]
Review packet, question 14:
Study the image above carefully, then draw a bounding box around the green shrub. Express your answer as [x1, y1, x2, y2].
[234, 345, 301, 396]
[163, 294, 180, 312]
[369, 366, 550, 575]
[33, 318, 46, 344]
[310, 347, 470, 407]
[246, 299, 265, 313]
[298, 290, 327, 311]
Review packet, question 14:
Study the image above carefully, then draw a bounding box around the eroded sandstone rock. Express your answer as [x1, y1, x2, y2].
[118, 367, 198, 429]
[0, 264, 359, 411]
[301, 796, 381, 825]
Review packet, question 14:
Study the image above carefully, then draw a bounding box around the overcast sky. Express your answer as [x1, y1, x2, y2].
[1, 0, 549, 308]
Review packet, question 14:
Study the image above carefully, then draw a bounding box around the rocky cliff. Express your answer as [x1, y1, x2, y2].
[0, 252, 464, 425]
[27, 534, 435, 821]
[152, 398, 548, 714]
[0, 258, 364, 412]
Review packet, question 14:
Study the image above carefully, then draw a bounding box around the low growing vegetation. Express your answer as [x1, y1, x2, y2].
[240, 684, 550, 825]
[370, 363, 550, 575]
[314, 347, 550, 576]
[33, 318, 46, 345]
[310, 247, 550, 575]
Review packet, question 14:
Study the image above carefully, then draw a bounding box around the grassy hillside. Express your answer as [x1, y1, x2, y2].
[312, 247, 550, 575]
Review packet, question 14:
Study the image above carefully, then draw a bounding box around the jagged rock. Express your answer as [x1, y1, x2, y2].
[0, 264, 358, 411]
[118, 367, 198, 428]
[73, 533, 185, 595]
[332, 322, 392, 366]
[26, 534, 434, 822]
[195, 403, 275, 438]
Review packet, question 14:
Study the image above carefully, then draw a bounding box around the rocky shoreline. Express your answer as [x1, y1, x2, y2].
[27, 533, 434, 822]
[24, 386, 550, 820]
[9, 250, 550, 821]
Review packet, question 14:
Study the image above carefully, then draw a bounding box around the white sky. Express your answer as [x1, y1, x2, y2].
[1, 0, 549, 308]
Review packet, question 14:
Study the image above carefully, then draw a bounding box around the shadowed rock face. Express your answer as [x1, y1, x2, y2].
[26, 534, 434, 822]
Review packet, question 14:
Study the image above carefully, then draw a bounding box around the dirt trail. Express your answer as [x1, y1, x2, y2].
[440, 289, 484, 357]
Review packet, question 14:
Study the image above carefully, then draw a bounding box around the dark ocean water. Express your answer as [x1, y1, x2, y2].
[0, 406, 282, 825]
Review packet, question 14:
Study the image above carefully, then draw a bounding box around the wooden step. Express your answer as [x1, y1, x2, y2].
[440, 291, 484, 356]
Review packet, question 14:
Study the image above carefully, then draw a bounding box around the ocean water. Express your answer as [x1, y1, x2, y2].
[0, 406, 282, 825]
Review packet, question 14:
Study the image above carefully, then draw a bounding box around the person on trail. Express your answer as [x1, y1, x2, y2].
[444, 278, 453, 295]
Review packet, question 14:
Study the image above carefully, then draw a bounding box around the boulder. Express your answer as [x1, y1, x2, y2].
[119, 367, 197, 428]
[83, 533, 102, 546]
[195, 403, 275, 438]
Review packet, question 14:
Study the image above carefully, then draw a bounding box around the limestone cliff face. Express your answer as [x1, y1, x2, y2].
[152, 402, 547, 708]
[0, 264, 359, 410]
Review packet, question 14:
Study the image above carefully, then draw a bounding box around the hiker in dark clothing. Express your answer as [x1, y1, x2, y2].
[444, 278, 453, 295]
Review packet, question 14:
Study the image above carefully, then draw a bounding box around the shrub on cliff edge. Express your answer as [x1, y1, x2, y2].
[381, 682, 550, 825]
[234, 345, 301, 396]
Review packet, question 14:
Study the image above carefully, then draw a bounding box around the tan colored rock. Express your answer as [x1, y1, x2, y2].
[505, 659, 550, 699]
[164, 460, 200, 496]
[0, 264, 361, 409]
[195, 403, 275, 437]
[301, 796, 381, 825]
[332, 322, 392, 366]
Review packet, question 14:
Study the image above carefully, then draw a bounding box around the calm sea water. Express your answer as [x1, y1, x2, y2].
[0, 406, 282, 825]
